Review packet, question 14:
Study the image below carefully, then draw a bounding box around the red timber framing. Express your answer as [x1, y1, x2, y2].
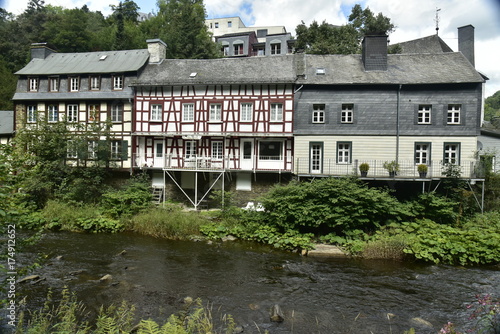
[132, 83, 294, 209]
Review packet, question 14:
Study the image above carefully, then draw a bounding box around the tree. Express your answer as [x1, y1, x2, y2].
[110, 0, 140, 23]
[295, 4, 395, 55]
[142, 0, 220, 59]
[485, 90, 500, 124]
[0, 59, 16, 110]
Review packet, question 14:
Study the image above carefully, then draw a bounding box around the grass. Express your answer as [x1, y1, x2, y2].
[125, 203, 212, 239]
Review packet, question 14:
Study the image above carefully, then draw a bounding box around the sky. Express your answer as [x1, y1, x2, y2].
[3, 0, 500, 97]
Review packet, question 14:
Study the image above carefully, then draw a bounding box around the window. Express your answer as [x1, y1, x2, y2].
[49, 77, 59, 92]
[88, 140, 98, 160]
[111, 103, 123, 122]
[210, 104, 222, 121]
[67, 140, 78, 159]
[215, 22, 219, 28]
[212, 141, 223, 160]
[259, 141, 282, 160]
[110, 140, 122, 160]
[29, 78, 38, 92]
[67, 104, 78, 122]
[415, 143, 430, 165]
[182, 103, 194, 122]
[447, 104, 461, 124]
[27, 105, 37, 123]
[337, 142, 351, 164]
[234, 44, 244, 55]
[312, 104, 325, 123]
[240, 103, 253, 122]
[88, 104, 99, 121]
[48, 105, 58, 123]
[418, 105, 432, 124]
[113, 75, 124, 90]
[228, 21, 232, 28]
[223, 46, 229, 56]
[341, 104, 354, 123]
[90, 76, 100, 90]
[270, 43, 281, 55]
[310, 143, 323, 173]
[270, 103, 283, 122]
[444, 143, 460, 164]
[69, 77, 79, 91]
[185, 141, 197, 159]
[150, 104, 162, 121]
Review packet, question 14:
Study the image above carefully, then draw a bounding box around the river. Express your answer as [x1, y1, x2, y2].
[3, 231, 500, 333]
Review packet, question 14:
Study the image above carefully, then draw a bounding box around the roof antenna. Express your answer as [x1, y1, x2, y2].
[435, 7, 441, 35]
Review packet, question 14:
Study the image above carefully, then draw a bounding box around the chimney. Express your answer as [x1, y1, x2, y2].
[458, 25, 475, 66]
[362, 35, 388, 71]
[30, 43, 55, 60]
[146, 39, 167, 63]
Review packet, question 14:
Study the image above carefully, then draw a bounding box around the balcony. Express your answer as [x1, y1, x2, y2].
[295, 159, 486, 180]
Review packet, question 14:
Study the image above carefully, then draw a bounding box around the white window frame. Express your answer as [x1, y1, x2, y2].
[67, 104, 78, 122]
[341, 104, 353, 123]
[88, 104, 99, 121]
[88, 140, 98, 160]
[110, 140, 122, 160]
[211, 141, 223, 160]
[415, 143, 430, 165]
[69, 77, 79, 92]
[310, 143, 323, 173]
[90, 76, 100, 90]
[337, 142, 351, 164]
[27, 105, 37, 123]
[444, 143, 460, 165]
[209, 103, 222, 122]
[270, 103, 283, 122]
[418, 105, 432, 124]
[150, 104, 162, 121]
[447, 104, 461, 124]
[49, 77, 59, 92]
[113, 75, 124, 90]
[240, 103, 253, 122]
[271, 43, 281, 55]
[48, 105, 58, 123]
[234, 44, 243, 55]
[185, 141, 197, 159]
[29, 77, 38, 92]
[111, 104, 123, 123]
[312, 104, 325, 123]
[67, 140, 78, 159]
[182, 103, 194, 122]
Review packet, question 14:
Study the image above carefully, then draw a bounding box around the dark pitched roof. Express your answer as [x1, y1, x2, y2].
[297, 52, 484, 85]
[133, 56, 297, 86]
[0, 110, 14, 135]
[15, 49, 150, 76]
[393, 34, 453, 54]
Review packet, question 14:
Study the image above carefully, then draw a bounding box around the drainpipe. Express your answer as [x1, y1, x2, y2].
[396, 84, 402, 163]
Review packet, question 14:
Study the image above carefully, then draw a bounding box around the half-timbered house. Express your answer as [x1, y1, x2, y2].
[12, 43, 150, 169]
[293, 27, 486, 185]
[132, 41, 297, 207]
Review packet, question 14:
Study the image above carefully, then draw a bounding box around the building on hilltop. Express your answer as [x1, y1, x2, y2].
[206, 17, 295, 57]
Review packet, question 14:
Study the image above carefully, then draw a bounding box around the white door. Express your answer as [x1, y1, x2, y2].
[241, 140, 254, 170]
[310, 143, 323, 174]
[154, 140, 164, 168]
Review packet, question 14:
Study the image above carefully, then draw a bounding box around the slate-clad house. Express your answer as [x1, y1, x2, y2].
[293, 27, 486, 181]
[12, 43, 150, 169]
[0, 110, 14, 145]
[131, 41, 296, 207]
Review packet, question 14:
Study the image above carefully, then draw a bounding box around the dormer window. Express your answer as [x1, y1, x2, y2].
[90, 76, 100, 90]
[113, 75, 124, 90]
[49, 77, 59, 92]
[29, 77, 38, 92]
[69, 77, 79, 92]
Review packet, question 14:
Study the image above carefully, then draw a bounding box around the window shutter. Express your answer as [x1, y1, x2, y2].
[97, 140, 109, 161]
[121, 140, 128, 161]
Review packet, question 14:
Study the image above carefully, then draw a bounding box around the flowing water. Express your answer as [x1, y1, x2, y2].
[3, 231, 500, 333]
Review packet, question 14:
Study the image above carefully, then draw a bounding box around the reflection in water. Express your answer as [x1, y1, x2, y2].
[4, 231, 500, 333]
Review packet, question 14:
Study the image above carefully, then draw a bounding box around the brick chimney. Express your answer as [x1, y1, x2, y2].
[458, 25, 475, 66]
[362, 35, 388, 71]
[146, 39, 167, 63]
[30, 43, 55, 60]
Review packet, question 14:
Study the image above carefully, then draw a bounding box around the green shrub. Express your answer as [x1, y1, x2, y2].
[259, 177, 408, 233]
[75, 217, 124, 233]
[101, 178, 152, 219]
[127, 204, 210, 239]
[39, 200, 102, 231]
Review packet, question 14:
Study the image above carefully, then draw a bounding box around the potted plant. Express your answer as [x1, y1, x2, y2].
[359, 163, 369, 177]
[383, 160, 400, 177]
[417, 164, 428, 178]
